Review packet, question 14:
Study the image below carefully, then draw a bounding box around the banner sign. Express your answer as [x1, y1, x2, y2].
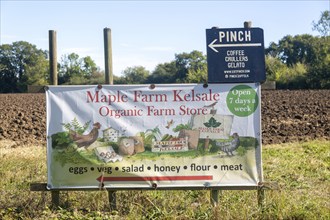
[206, 28, 266, 83]
[46, 83, 263, 189]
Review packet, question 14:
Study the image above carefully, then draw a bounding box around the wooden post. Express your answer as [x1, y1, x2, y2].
[51, 191, 60, 208]
[257, 187, 265, 208]
[244, 21, 252, 28]
[108, 190, 117, 211]
[104, 27, 115, 208]
[104, 28, 113, 85]
[49, 30, 58, 85]
[210, 190, 219, 206]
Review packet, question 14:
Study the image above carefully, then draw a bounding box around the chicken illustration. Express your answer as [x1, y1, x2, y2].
[69, 122, 101, 149]
[215, 133, 240, 156]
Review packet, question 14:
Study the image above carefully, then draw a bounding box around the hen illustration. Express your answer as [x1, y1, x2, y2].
[215, 133, 240, 156]
[70, 122, 101, 148]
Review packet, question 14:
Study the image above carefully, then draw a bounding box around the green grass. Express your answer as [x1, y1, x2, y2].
[0, 139, 329, 219]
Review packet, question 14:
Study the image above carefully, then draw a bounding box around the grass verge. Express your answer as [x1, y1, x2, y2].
[0, 139, 329, 219]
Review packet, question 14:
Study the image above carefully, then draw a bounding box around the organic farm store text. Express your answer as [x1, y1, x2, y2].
[86, 89, 220, 118]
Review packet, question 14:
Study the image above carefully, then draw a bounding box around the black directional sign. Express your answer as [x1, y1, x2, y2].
[206, 27, 266, 83]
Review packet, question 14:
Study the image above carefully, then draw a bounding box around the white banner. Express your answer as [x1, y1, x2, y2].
[46, 83, 263, 189]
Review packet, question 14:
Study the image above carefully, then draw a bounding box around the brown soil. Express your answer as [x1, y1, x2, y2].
[261, 90, 330, 144]
[0, 90, 329, 146]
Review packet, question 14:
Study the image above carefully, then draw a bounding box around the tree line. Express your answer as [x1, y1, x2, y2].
[0, 11, 329, 93]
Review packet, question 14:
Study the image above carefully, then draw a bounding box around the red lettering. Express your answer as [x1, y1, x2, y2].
[173, 90, 183, 101]
[87, 91, 99, 103]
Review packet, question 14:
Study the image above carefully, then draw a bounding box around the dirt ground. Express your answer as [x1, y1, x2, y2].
[0, 90, 329, 146]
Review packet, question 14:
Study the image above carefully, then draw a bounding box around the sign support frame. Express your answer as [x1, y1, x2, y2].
[29, 25, 277, 212]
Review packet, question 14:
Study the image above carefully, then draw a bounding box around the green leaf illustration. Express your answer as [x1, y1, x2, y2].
[203, 117, 221, 128]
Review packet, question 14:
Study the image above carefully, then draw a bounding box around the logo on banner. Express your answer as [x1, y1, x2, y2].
[192, 114, 233, 139]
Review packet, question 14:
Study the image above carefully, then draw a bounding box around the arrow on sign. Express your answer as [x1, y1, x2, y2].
[208, 39, 262, 53]
[97, 175, 213, 182]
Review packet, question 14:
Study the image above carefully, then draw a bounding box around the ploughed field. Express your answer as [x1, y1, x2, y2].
[0, 90, 329, 146]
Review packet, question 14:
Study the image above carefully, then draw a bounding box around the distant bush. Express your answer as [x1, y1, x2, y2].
[266, 56, 309, 89]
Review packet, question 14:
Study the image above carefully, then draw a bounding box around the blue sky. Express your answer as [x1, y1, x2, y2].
[1, 0, 328, 76]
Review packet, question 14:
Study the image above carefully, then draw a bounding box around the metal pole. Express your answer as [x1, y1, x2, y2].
[49, 30, 58, 85]
[104, 28, 113, 85]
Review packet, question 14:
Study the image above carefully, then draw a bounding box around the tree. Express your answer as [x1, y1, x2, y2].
[25, 58, 49, 86]
[174, 50, 207, 83]
[265, 55, 286, 81]
[265, 34, 330, 89]
[0, 41, 48, 93]
[58, 53, 81, 84]
[147, 61, 177, 83]
[265, 54, 311, 89]
[89, 69, 105, 85]
[58, 53, 101, 85]
[121, 66, 150, 84]
[312, 10, 330, 37]
[82, 56, 99, 79]
[307, 59, 330, 89]
[186, 64, 207, 83]
[306, 36, 330, 88]
[266, 34, 319, 66]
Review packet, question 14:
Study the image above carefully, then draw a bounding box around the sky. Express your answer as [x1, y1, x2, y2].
[1, 0, 329, 76]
